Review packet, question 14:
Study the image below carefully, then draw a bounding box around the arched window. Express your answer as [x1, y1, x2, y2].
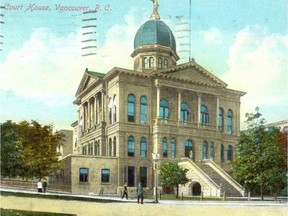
[184, 140, 193, 158]
[162, 137, 168, 158]
[140, 137, 147, 158]
[164, 59, 168, 68]
[210, 143, 214, 161]
[160, 99, 169, 119]
[227, 145, 233, 161]
[202, 141, 208, 160]
[144, 57, 148, 68]
[113, 136, 117, 156]
[171, 138, 176, 158]
[149, 57, 154, 68]
[201, 105, 209, 124]
[128, 136, 135, 157]
[109, 138, 112, 156]
[113, 95, 117, 123]
[227, 109, 233, 133]
[158, 57, 163, 68]
[221, 144, 224, 162]
[108, 98, 112, 124]
[219, 108, 224, 129]
[140, 96, 147, 124]
[127, 94, 135, 122]
[180, 102, 189, 122]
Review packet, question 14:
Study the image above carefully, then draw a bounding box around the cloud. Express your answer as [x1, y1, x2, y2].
[203, 28, 221, 41]
[222, 26, 288, 120]
[0, 7, 146, 108]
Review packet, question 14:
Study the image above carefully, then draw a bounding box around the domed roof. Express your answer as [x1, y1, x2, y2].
[134, 20, 176, 52]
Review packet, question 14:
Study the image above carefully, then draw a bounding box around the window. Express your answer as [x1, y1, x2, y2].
[149, 57, 154, 68]
[140, 167, 147, 187]
[127, 94, 135, 122]
[108, 98, 112, 124]
[164, 59, 168, 68]
[109, 138, 112, 156]
[221, 144, 224, 162]
[101, 169, 110, 183]
[160, 99, 169, 119]
[140, 137, 147, 157]
[94, 141, 99, 156]
[227, 109, 233, 134]
[79, 168, 88, 182]
[171, 138, 176, 158]
[158, 57, 163, 68]
[184, 140, 193, 158]
[128, 166, 135, 187]
[113, 95, 117, 122]
[219, 108, 224, 128]
[162, 137, 168, 158]
[113, 136, 117, 156]
[227, 145, 233, 161]
[144, 57, 148, 68]
[180, 102, 189, 122]
[128, 136, 135, 157]
[201, 105, 209, 124]
[140, 96, 147, 124]
[202, 141, 208, 160]
[210, 143, 214, 161]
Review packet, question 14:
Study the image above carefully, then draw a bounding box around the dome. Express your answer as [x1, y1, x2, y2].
[134, 20, 176, 52]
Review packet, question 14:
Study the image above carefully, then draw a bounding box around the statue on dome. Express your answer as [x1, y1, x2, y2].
[150, 0, 160, 20]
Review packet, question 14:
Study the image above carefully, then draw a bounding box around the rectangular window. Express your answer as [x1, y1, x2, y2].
[140, 167, 147, 187]
[79, 168, 89, 182]
[101, 169, 110, 183]
[128, 166, 135, 187]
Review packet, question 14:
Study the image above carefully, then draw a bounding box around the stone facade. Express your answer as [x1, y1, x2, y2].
[61, 5, 246, 197]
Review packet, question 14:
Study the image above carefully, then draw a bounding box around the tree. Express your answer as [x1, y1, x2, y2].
[159, 162, 189, 198]
[0, 121, 22, 178]
[231, 108, 286, 199]
[1, 120, 64, 179]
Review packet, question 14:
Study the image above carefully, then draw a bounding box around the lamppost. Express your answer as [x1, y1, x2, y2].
[152, 153, 160, 203]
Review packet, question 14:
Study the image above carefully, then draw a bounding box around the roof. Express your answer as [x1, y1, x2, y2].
[134, 20, 176, 52]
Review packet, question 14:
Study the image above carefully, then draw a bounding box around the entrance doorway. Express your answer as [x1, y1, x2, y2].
[192, 182, 201, 196]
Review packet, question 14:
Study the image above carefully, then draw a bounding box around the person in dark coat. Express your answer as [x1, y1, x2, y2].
[137, 183, 143, 204]
[121, 183, 128, 199]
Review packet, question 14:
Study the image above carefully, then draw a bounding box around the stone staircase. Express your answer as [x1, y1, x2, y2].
[196, 162, 243, 197]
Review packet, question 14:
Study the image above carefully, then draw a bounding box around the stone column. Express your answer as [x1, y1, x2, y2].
[156, 83, 161, 119]
[216, 96, 219, 130]
[178, 90, 182, 121]
[197, 92, 202, 125]
[101, 91, 105, 122]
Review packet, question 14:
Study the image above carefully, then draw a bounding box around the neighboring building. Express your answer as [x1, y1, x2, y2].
[60, 2, 246, 197]
[265, 120, 288, 133]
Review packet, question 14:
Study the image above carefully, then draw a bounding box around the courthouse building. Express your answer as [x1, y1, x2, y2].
[60, 2, 246, 197]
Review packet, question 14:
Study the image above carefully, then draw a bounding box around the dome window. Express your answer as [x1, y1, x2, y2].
[158, 57, 163, 68]
[164, 59, 168, 68]
[144, 57, 149, 69]
[149, 57, 154, 68]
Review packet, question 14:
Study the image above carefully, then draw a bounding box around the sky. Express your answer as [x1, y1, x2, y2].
[0, 0, 287, 130]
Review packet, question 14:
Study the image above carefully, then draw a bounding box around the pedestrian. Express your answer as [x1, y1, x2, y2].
[137, 183, 143, 204]
[37, 179, 42, 193]
[121, 183, 128, 199]
[42, 179, 48, 193]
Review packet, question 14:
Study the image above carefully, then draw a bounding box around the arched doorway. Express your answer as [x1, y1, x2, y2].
[192, 182, 201, 196]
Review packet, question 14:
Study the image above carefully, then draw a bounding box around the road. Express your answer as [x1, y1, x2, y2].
[1, 194, 287, 216]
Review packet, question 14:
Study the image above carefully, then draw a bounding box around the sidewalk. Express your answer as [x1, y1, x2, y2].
[1, 186, 287, 207]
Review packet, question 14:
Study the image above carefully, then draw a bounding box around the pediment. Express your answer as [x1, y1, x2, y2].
[159, 62, 227, 88]
[75, 69, 105, 97]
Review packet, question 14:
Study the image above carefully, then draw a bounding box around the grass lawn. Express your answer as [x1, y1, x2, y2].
[1, 208, 76, 216]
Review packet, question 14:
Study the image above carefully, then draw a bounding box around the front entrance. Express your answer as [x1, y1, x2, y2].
[192, 182, 201, 196]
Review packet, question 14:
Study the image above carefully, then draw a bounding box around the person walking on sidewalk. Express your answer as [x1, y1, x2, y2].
[37, 180, 42, 193]
[121, 183, 128, 200]
[137, 183, 143, 204]
[42, 179, 48, 193]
